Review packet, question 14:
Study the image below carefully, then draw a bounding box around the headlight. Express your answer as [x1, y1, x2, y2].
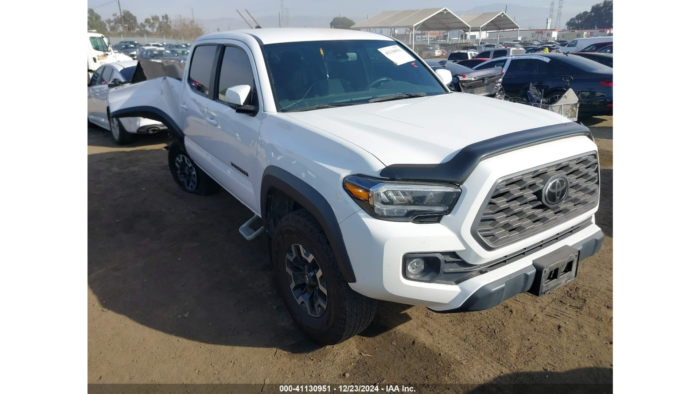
[343, 175, 461, 222]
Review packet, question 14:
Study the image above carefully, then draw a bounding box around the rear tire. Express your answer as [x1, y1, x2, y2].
[272, 209, 376, 345]
[167, 140, 220, 195]
[109, 116, 134, 145]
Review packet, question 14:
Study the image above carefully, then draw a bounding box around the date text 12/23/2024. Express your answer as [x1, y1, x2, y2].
[279, 385, 416, 392]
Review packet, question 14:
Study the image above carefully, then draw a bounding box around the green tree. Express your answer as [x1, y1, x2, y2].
[330, 16, 355, 29]
[566, 0, 613, 29]
[121, 10, 139, 32]
[87, 8, 107, 33]
[157, 14, 172, 36]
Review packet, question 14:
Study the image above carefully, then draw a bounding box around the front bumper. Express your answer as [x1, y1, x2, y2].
[342, 209, 603, 311]
[434, 228, 603, 312]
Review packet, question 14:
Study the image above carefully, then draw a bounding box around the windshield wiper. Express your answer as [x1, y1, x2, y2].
[368, 92, 427, 103]
[286, 102, 358, 112]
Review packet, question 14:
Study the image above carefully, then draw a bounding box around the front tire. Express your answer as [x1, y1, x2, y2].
[109, 116, 134, 145]
[272, 210, 376, 345]
[167, 140, 220, 195]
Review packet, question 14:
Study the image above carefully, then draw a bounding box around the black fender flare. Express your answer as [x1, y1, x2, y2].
[111, 106, 184, 140]
[261, 166, 356, 283]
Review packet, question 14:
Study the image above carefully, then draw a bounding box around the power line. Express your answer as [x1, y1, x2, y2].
[91, 0, 117, 10]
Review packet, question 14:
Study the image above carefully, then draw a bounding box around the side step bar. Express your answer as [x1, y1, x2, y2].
[239, 215, 265, 241]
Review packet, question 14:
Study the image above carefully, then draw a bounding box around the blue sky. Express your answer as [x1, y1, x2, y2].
[88, 0, 603, 22]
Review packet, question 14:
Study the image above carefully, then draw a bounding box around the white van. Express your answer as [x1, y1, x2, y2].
[88, 31, 132, 83]
[560, 36, 613, 53]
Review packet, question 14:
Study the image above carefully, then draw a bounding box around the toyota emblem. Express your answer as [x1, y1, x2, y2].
[542, 175, 569, 208]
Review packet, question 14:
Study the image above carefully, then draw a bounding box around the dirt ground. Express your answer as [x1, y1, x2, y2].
[88, 117, 613, 389]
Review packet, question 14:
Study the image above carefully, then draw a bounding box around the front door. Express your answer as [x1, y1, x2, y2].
[200, 44, 262, 212]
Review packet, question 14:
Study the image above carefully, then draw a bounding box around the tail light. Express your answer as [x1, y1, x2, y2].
[600, 80, 613, 87]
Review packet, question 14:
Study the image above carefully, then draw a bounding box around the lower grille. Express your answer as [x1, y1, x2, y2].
[472, 152, 599, 249]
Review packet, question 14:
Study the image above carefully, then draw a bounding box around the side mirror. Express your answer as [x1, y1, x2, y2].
[225, 85, 251, 106]
[435, 69, 453, 85]
[225, 85, 257, 115]
[108, 78, 123, 88]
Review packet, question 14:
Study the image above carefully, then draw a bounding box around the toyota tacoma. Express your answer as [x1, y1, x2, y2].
[108, 29, 603, 345]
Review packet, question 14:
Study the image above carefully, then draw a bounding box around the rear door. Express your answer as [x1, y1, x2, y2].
[501, 58, 545, 99]
[179, 44, 221, 172]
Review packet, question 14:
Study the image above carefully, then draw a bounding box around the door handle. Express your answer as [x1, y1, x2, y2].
[206, 116, 218, 126]
[180, 103, 188, 110]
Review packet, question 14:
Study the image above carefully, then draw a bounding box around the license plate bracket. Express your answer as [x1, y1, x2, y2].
[528, 245, 579, 296]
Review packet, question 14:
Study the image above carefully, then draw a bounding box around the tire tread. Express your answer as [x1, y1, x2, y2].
[275, 209, 376, 344]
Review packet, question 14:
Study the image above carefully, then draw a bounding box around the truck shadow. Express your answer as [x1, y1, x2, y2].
[469, 367, 612, 393]
[88, 149, 410, 354]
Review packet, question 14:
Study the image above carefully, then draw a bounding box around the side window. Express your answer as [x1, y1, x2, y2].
[216, 46, 257, 103]
[475, 51, 490, 59]
[188, 45, 218, 97]
[506, 59, 541, 76]
[582, 45, 596, 51]
[567, 40, 578, 47]
[545, 61, 570, 75]
[89, 67, 103, 86]
[477, 59, 506, 70]
[493, 50, 507, 58]
[89, 36, 109, 52]
[101, 67, 114, 84]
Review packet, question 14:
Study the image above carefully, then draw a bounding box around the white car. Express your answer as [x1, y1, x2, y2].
[446, 50, 478, 62]
[87, 61, 167, 144]
[109, 28, 603, 344]
[560, 36, 613, 53]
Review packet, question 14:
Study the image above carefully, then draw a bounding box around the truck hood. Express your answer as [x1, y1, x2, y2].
[284, 93, 571, 166]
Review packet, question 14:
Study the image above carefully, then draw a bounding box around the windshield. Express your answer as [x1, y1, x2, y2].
[89, 36, 109, 52]
[262, 40, 447, 112]
[448, 52, 471, 61]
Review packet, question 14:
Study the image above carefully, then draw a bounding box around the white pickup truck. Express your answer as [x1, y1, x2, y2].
[88, 31, 132, 83]
[109, 28, 604, 345]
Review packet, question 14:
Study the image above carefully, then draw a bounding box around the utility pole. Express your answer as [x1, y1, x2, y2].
[191, 8, 195, 23]
[117, 0, 125, 33]
[549, 1, 554, 21]
[555, 0, 564, 29]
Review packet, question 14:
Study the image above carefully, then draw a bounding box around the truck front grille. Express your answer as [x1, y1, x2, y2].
[473, 152, 599, 249]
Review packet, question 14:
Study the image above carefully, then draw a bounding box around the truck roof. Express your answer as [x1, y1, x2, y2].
[198, 28, 393, 45]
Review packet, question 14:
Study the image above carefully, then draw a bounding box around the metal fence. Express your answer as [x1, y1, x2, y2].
[106, 35, 193, 45]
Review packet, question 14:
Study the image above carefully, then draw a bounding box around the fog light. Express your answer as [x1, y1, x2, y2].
[407, 258, 425, 276]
